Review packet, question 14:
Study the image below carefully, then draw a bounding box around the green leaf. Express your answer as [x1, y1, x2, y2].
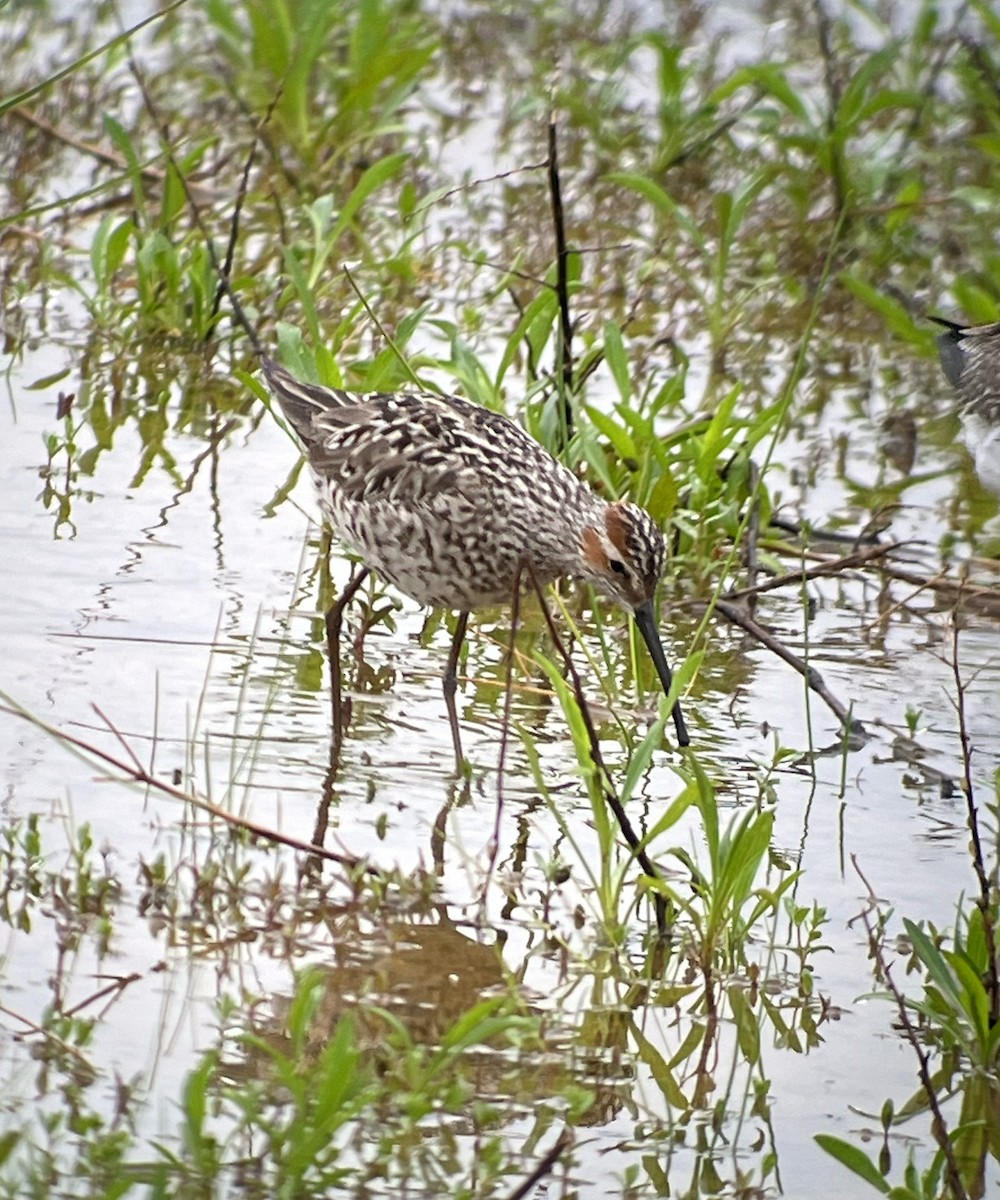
[0, 1130, 21, 1167]
[667, 1019, 705, 1069]
[308, 153, 410, 288]
[814, 1135, 891, 1193]
[103, 113, 140, 177]
[839, 274, 926, 344]
[620, 710, 666, 804]
[641, 781, 696, 848]
[0, 1, 186, 119]
[312, 1016, 365, 1128]
[89, 215, 133, 289]
[607, 171, 707, 251]
[835, 46, 896, 133]
[903, 920, 964, 1012]
[603, 321, 631, 402]
[582, 403, 636, 462]
[729, 984, 761, 1065]
[688, 752, 719, 858]
[637, 1030, 689, 1109]
[535, 656, 590, 763]
[713, 63, 812, 125]
[282, 247, 323, 347]
[495, 289, 558, 388]
[645, 471, 678, 523]
[27, 368, 72, 391]
[696, 384, 742, 480]
[950, 278, 999, 325]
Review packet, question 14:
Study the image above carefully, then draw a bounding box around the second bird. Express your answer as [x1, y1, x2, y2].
[935, 318, 1000, 495]
[262, 358, 689, 760]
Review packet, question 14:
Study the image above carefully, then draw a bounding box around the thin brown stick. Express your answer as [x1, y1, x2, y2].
[485, 560, 526, 891]
[462, 255, 553, 291]
[9, 105, 218, 203]
[426, 161, 548, 209]
[766, 514, 885, 546]
[342, 264, 435, 392]
[63, 974, 142, 1020]
[0, 700, 372, 873]
[0, 1002, 97, 1065]
[878, 562, 1000, 616]
[326, 566, 371, 766]
[812, 0, 848, 223]
[547, 109, 574, 435]
[124, 53, 266, 360]
[209, 94, 282, 330]
[724, 541, 900, 603]
[852, 856, 970, 1200]
[501, 1128, 571, 1200]
[524, 566, 670, 937]
[713, 598, 860, 732]
[93, 701, 147, 776]
[663, 88, 763, 169]
[948, 622, 999, 1028]
[742, 461, 762, 614]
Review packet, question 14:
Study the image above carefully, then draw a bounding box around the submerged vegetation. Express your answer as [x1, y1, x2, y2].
[1, 0, 999, 1196]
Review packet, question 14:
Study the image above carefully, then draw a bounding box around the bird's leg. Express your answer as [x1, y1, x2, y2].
[442, 610, 470, 772]
[483, 559, 524, 899]
[326, 567, 371, 760]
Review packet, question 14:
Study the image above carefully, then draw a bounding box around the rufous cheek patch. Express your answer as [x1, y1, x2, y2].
[582, 526, 608, 570]
[605, 504, 631, 558]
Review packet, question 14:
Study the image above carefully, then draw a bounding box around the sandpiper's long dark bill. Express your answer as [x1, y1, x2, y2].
[261, 357, 689, 754]
[934, 317, 1000, 495]
[633, 600, 689, 745]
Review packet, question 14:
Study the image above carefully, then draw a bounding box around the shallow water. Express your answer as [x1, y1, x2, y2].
[2, 2, 1000, 1197]
[5, 326, 998, 1196]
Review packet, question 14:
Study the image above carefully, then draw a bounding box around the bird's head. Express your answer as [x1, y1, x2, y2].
[579, 499, 688, 745]
[580, 500, 666, 613]
[930, 316, 968, 389]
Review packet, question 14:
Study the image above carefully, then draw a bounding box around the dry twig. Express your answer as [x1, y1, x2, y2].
[0, 698, 374, 874]
[852, 855, 970, 1200]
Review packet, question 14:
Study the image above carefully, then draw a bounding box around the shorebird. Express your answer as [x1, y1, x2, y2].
[261, 358, 689, 762]
[934, 317, 1000, 495]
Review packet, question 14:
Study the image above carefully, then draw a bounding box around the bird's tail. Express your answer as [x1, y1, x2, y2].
[261, 358, 352, 440]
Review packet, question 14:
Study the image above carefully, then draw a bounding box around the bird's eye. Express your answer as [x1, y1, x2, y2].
[608, 559, 628, 577]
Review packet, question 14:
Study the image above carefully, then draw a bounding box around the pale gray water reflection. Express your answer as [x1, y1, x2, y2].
[3, 2, 1000, 1195]
[4, 328, 999, 1197]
